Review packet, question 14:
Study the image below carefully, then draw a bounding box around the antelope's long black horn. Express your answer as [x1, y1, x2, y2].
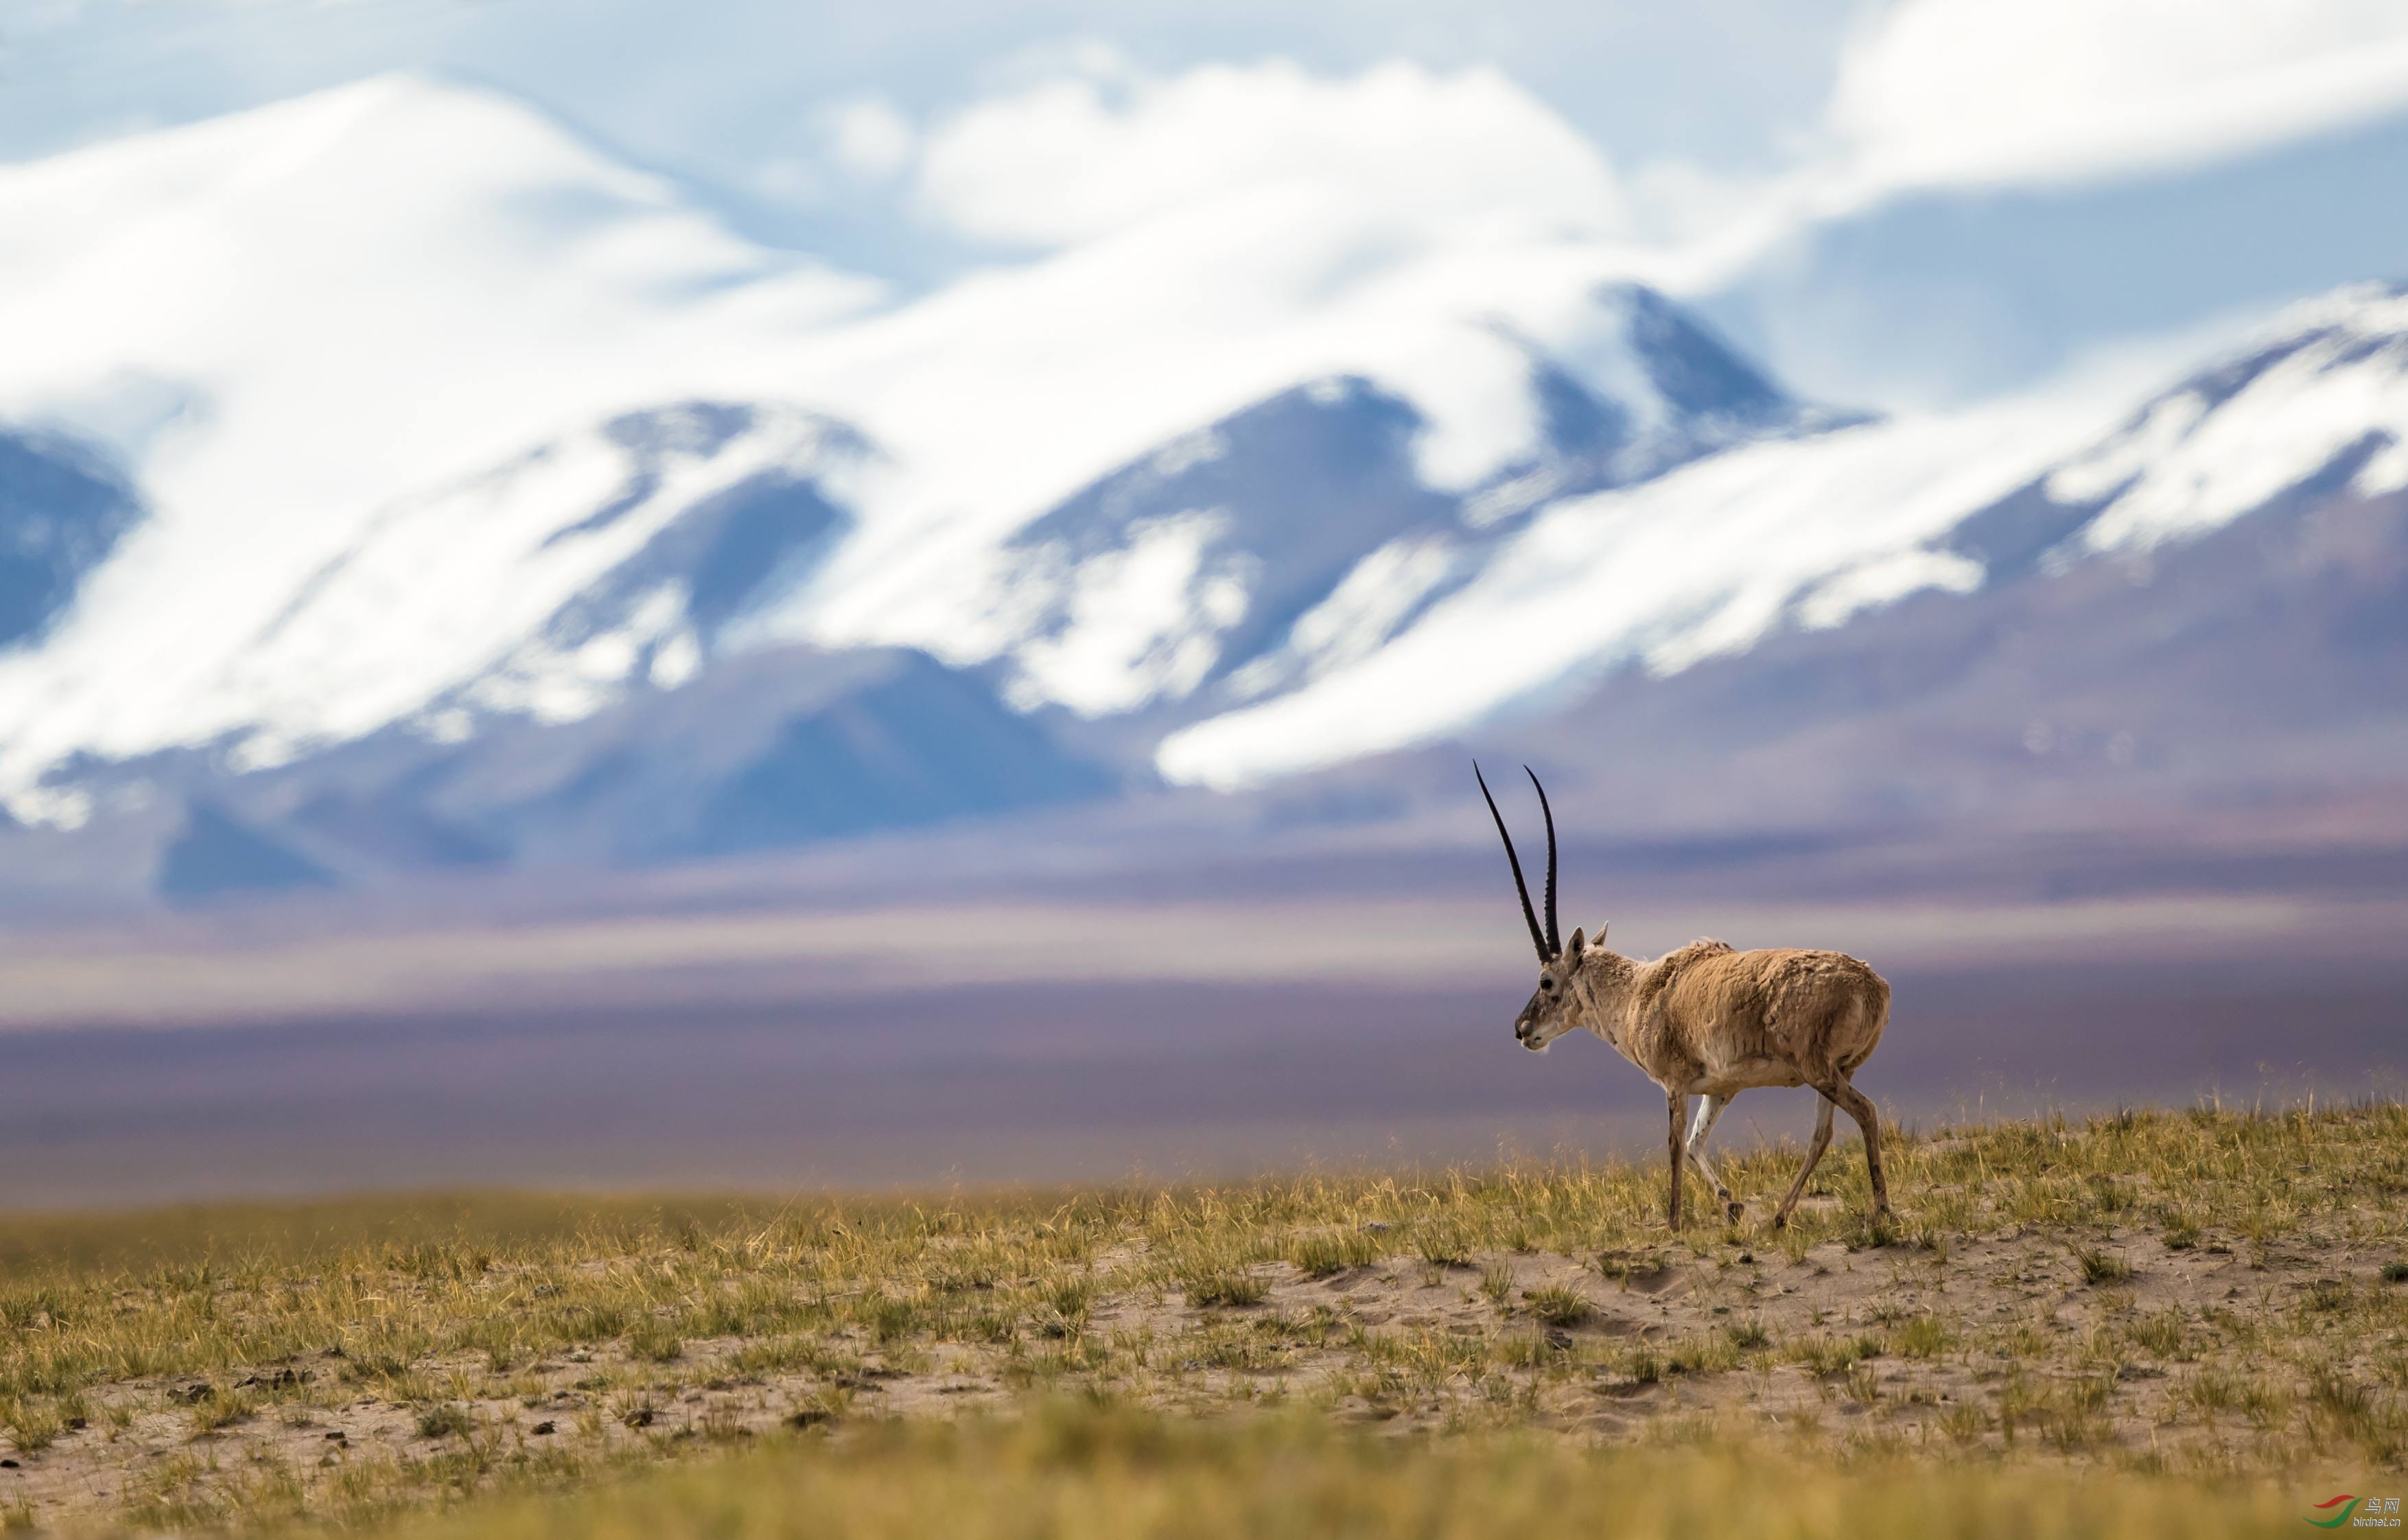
[1475, 762, 1549, 964]
[1526, 766, 1560, 959]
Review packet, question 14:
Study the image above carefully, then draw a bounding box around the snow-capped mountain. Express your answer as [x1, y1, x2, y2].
[0, 74, 1812, 828]
[1158, 283, 2408, 788]
[236, 401, 864, 756]
[1, 75, 2405, 907]
[1959, 284, 2408, 572]
[992, 295, 1843, 723]
[1515, 463, 2408, 867]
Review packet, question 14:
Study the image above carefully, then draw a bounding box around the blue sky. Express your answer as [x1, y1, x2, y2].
[9, 0, 2408, 406]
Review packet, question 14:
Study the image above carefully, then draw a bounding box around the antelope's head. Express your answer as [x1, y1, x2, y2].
[1475, 763, 1595, 1052]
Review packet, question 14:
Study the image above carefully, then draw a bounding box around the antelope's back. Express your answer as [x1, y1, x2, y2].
[1657, 942, 1890, 1077]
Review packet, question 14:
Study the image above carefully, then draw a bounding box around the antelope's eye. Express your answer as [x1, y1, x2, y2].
[1539, 978, 1554, 992]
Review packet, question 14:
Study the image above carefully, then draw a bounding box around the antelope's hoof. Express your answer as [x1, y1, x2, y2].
[1725, 1200, 1744, 1224]
[1771, 1213, 1789, 1230]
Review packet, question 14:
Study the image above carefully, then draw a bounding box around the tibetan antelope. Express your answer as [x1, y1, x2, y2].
[1475, 765, 1893, 1230]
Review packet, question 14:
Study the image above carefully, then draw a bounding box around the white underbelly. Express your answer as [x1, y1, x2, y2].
[1687, 1058, 1808, 1095]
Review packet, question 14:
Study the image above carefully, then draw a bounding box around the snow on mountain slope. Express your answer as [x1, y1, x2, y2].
[1475, 465, 2408, 863]
[2055, 284, 2408, 555]
[246, 402, 860, 754]
[0, 69, 1746, 820]
[1156, 392, 2105, 788]
[989, 296, 1840, 721]
[1159, 283, 2408, 788]
[0, 404, 865, 822]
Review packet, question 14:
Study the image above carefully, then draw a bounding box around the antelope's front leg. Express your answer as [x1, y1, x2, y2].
[1684, 1094, 1741, 1223]
[1665, 1088, 1687, 1230]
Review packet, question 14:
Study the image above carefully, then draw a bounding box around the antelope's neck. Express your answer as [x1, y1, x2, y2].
[1569, 953, 1635, 1042]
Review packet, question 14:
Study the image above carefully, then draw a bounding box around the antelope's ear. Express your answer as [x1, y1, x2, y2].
[1565, 927, 1585, 961]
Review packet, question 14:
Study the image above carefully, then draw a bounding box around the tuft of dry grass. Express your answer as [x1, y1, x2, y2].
[1182, 1269, 1270, 1309]
[2075, 1246, 2135, 1285]
[1521, 1285, 1591, 1328]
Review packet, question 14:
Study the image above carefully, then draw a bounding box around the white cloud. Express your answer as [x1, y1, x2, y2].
[1825, 0, 2408, 198]
[824, 95, 915, 182]
[915, 55, 1627, 249]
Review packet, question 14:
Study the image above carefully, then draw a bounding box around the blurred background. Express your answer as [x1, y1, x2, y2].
[1, 0, 2403, 1206]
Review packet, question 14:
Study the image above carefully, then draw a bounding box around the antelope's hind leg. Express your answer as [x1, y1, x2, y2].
[1825, 1077, 1892, 1219]
[1773, 1094, 1836, 1229]
[1683, 1094, 1742, 1223]
[1665, 1090, 1688, 1230]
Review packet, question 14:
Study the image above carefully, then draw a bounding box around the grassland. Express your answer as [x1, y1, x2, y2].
[1, 1099, 2404, 1535]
